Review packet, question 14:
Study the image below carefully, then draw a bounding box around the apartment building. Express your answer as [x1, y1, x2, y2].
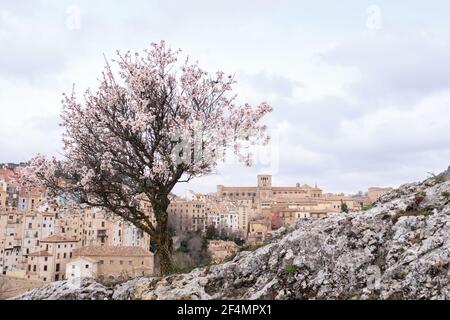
[22, 211, 56, 255]
[0, 209, 58, 273]
[167, 198, 207, 233]
[0, 178, 7, 208]
[236, 204, 252, 234]
[26, 235, 79, 282]
[18, 187, 44, 212]
[1, 206, 151, 278]
[1, 211, 25, 272]
[207, 209, 239, 233]
[56, 208, 151, 250]
[0, 167, 20, 209]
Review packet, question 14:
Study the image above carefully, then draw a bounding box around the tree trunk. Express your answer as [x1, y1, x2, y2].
[157, 234, 173, 276]
[153, 195, 173, 276]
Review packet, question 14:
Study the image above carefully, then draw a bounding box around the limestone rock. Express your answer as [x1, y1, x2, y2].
[13, 170, 450, 300]
[12, 278, 113, 300]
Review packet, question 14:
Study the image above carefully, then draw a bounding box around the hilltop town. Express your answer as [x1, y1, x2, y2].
[0, 162, 392, 293]
[12, 166, 450, 300]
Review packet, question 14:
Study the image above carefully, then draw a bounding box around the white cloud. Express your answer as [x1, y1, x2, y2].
[1, 1, 450, 196]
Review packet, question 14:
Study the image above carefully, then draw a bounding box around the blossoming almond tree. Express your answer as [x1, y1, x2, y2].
[22, 41, 272, 275]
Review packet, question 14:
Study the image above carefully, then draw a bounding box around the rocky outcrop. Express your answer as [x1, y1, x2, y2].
[12, 169, 450, 300]
[13, 278, 113, 300]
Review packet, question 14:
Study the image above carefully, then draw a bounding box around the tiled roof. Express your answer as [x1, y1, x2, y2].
[29, 250, 52, 257]
[73, 246, 153, 258]
[41, 235, 78, 243]
[324, 195, 353, 201]
[0, 170, 15, 182]
[70, 256, 99, 264]
[42, 212, 56, 217]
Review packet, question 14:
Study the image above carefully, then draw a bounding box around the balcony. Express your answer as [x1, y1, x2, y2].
[97, 230, 108, 240]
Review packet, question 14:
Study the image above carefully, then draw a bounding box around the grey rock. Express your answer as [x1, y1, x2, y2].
[13, 172, 450, 300]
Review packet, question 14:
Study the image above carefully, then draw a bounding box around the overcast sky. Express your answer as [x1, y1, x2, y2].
[1, 0, 450, 195]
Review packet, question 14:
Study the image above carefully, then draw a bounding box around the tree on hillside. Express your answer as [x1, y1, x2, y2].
[205, 224, 219, 240]
[21, 41, 272, 275]
[173, 231, 210, 272]
[341, 200, 349, 213]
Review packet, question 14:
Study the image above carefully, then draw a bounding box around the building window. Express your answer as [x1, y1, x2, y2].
[85, 264, 89, 269]
[44, 265, 47, 271]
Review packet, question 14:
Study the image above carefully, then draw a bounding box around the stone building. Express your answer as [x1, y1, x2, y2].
[207, 240, 239, 263]
[167, 198, 207, 234]
[26, 235, 79, 282]
[247, 219, 271, 245]
[67, 245, 154, 281]
[56, 208, 151, 250]
[217, 175, 324, 212]
[217, 175, 390, 231]
[18, 186, 44, 212]
[0, 210, 57, 273]
[0, 167, 21, 209]
[0, 179, 7, 208]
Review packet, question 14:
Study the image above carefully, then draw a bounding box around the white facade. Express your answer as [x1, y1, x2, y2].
[208, 212, 239, 232]
[111, 220, 149, 249]
[22, 214, 55, 257]
[66, 257, 98, 280]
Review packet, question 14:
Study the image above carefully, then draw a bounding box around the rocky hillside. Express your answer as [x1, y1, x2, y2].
[13, 169, 450, 300]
